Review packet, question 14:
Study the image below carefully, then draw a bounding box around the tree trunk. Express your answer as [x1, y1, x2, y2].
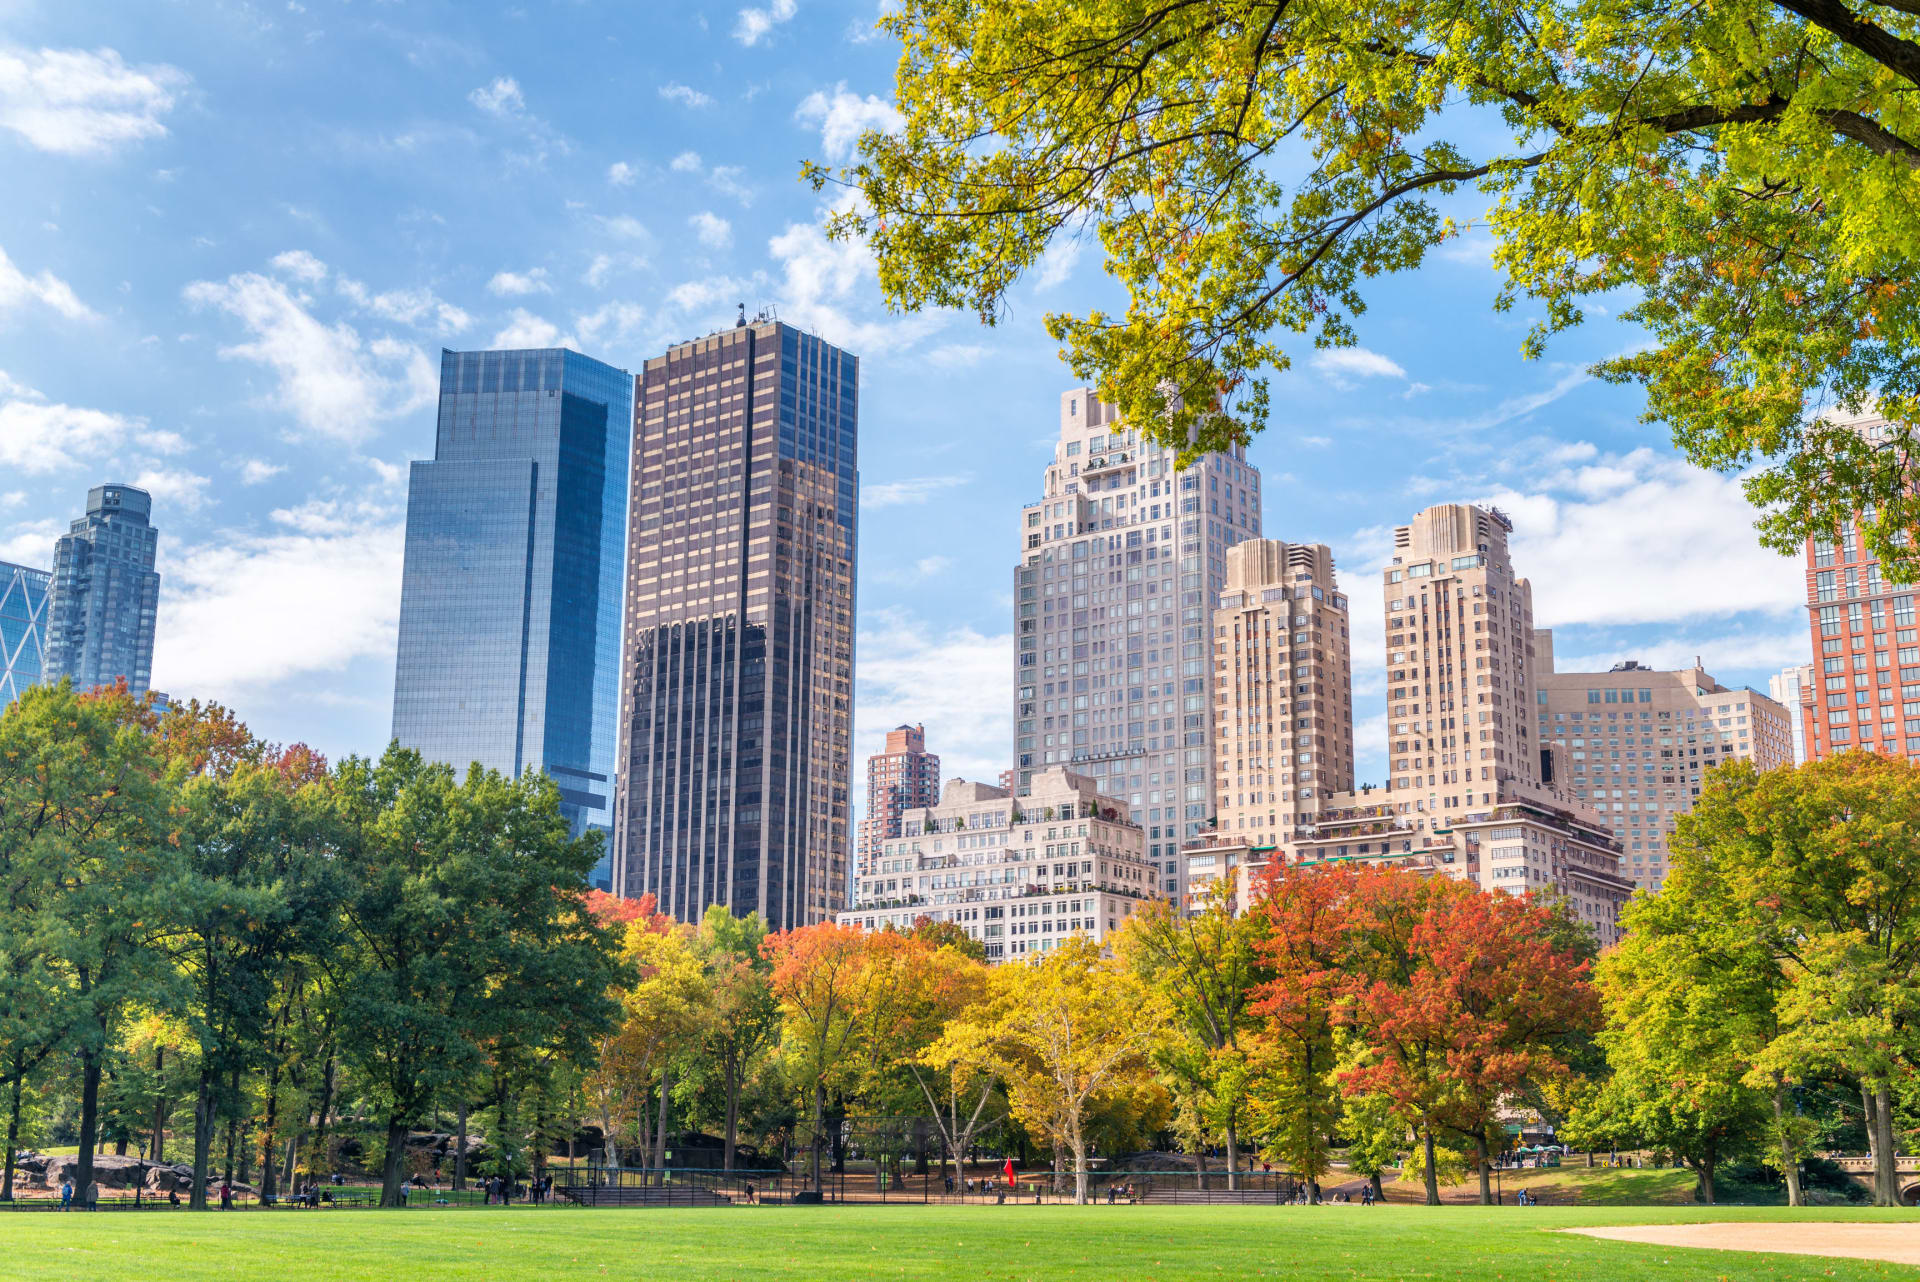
[1875, 1083, 1899, 1207]
[1370, 1170, 1384, 1201]
[654, 1065, 671, 1180]
[1052, 1145, 1065, 1196]
[1696, 1157, 1716, 1205]
[259, 1058, 283, 1199]
[149, 1045, 167, 1164]
[1475, 1133, 1492, 1206]
[75, 1045, 102, 1211]
[1194, 1140, 1207, 1191]
[222, 1062, 241, 1186]
[1225, 1117, 1240, 1192]
[191, 1070, 216, 1210]
[1773, 1078, 1802, 1208]
[1, 1052, 24, 1201]
[455, 1099, 469, 1191]
[282, 1134, 300, 1189]
[309, 1051, 337, 1185]
[723, 1056, 739, 1174]
[1422, 1127, 1439, 1206]
[1073, 1143, 1089, 1205]
[810, 1081, 824, 1190]
[380, 1116, 409, 1208]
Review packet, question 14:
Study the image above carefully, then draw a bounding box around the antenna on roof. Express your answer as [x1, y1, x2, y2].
[736, 303, 747, 328]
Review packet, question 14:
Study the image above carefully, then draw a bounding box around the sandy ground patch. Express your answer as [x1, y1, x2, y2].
[1568, 1222, 1920, 1267]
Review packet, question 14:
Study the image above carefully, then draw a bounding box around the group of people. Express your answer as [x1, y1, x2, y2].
[477, 1172, 556, 1204]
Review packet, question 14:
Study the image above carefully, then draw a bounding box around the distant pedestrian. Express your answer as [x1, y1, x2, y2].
[219, 1181, 231, 1210]
[86, 1181, 100, 1211]
[59, 1177, 72, 1210]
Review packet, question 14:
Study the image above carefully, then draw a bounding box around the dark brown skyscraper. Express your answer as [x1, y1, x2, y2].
[611, 318, 857, 930]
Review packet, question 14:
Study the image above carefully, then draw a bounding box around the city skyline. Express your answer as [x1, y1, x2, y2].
[0, 4, 1816, 807]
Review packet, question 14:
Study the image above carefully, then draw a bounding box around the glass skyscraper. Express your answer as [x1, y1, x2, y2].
[1015, 389, 1263, 899]
[44, 484, 161, 696]
[0, 560, 51, 704]
[613, 318, 857, 931]
[391, 348, 633, 888]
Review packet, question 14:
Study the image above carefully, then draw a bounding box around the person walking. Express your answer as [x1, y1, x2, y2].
[219, 1181, 231, 1210]
[85, 1180, 100, 1212]
[59, 1177, 73, 1210]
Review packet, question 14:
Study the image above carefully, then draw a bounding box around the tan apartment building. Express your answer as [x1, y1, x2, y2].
[839, 766, 1160, 962]
[857, 723, 940, 886]
[1535, 634, 1793, 891]
[1211, 539, 1356, 848]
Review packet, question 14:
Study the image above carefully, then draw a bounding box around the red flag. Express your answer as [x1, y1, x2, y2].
[1004, 1158, 1015, 1184]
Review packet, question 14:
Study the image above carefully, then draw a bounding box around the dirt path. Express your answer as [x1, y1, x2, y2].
[1567, 1223, 1920, 1267]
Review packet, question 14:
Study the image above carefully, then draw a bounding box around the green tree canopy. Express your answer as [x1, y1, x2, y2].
[821, 0, 1920, 573]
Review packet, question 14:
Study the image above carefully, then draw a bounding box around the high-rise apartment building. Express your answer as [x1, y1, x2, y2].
[1535, 636, 1794, 891]
[1376, 503, 1633, 940]
[0, 561, 51, 704]
[1211, 539, 1354, 847]
[391, 348, 633, 888]
[839, 767, 1158, 962]
[612, 318, 857, 931]
[1014, 389, 1262, 899]
[1799, 441, 1920, 761]
[1769, 663, 1815, 764]
[858, 724, 940, 885]
[43, 484, 160, 696]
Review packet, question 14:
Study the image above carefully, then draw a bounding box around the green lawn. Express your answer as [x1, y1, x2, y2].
[3, 1204, 1919, 1280]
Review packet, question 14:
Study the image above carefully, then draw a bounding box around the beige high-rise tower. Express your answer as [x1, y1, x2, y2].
[1212, 540, 1354, 847]
[1385, 503, 1538, 807]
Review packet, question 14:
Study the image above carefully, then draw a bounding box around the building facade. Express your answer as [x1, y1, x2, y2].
[858, 724, 940, 885]
[1536, 636, 1794, 890]
[1376, 503, 1633, 940]
[1769, 662, 1815, 764]
[613, 319, 857, 931]
[391, 348, 633, 888]
[1211, 539, 1355, 849]
[839, 767, 1158, 962]
[43, 484, 160, 696]
[1800, 481, 1920, 761]
[1014, 388, 1262, 901]
[0, 561, 51, 704]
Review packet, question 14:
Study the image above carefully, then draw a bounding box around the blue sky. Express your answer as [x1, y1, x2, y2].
[0, 0, 1811, 792]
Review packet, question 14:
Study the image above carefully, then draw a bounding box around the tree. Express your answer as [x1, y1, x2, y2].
[691, 906, 777, 1172]
[886, 938, 1002, 1185]
[1334, 868, 1596, 1205]
[1665, 754, 1920, 1205]
[817, 0, 1920, 576]
[1118, 888, 1267, 1189]
[597, 917, 706, 1175]
[765, 924, 922, 1190]
[333, 747, 617, 1206]
[26, 682, 179, 1204]
[930, 936, 1161, 1203]
[1245, 867, 1348, 1199]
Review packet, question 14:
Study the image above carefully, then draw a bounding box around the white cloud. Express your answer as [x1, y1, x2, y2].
[734, 0, 798, 46]
[669, 150, 702, 173]
[0, 373, 180, 474]
[583, 252, 647, 288]
[862, 474, 971, 507]
[183, 267, 435, 443]
[153, 512, 405, 695]
[854, 608, 1011, 785]
[768, 193, 947, 354]
[468, 76, 524, 118]
[707, 166, 753, 206]
[238, 458, 285, 485]
[489, 308, 572, 350]
[0, 46, 189, 156]
[362, 287, 471, 335]
[1032, 239, 1081, 292]
[487, 267, 551, 297]
[1547, 627, 1809, 678]
[926, 343, 987, 369]
[573, 301, 645, 348]
[1311, 347, 1407, 383]
[794, 82, 901, 162]
[607, 161, 636, 186]
[270, 249, 328, 284]
[659, 82, 714, 109]
[600, 214, 650, 242]
[0, 244, 95, 320]
[688, 211, 732, 249]
[130, 465, 211, 512]
[0, 519, 62, 568]
[1298, 434, 1332, 448]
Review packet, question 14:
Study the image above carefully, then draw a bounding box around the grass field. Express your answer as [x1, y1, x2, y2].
[2, 1204, 1918, 1280]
